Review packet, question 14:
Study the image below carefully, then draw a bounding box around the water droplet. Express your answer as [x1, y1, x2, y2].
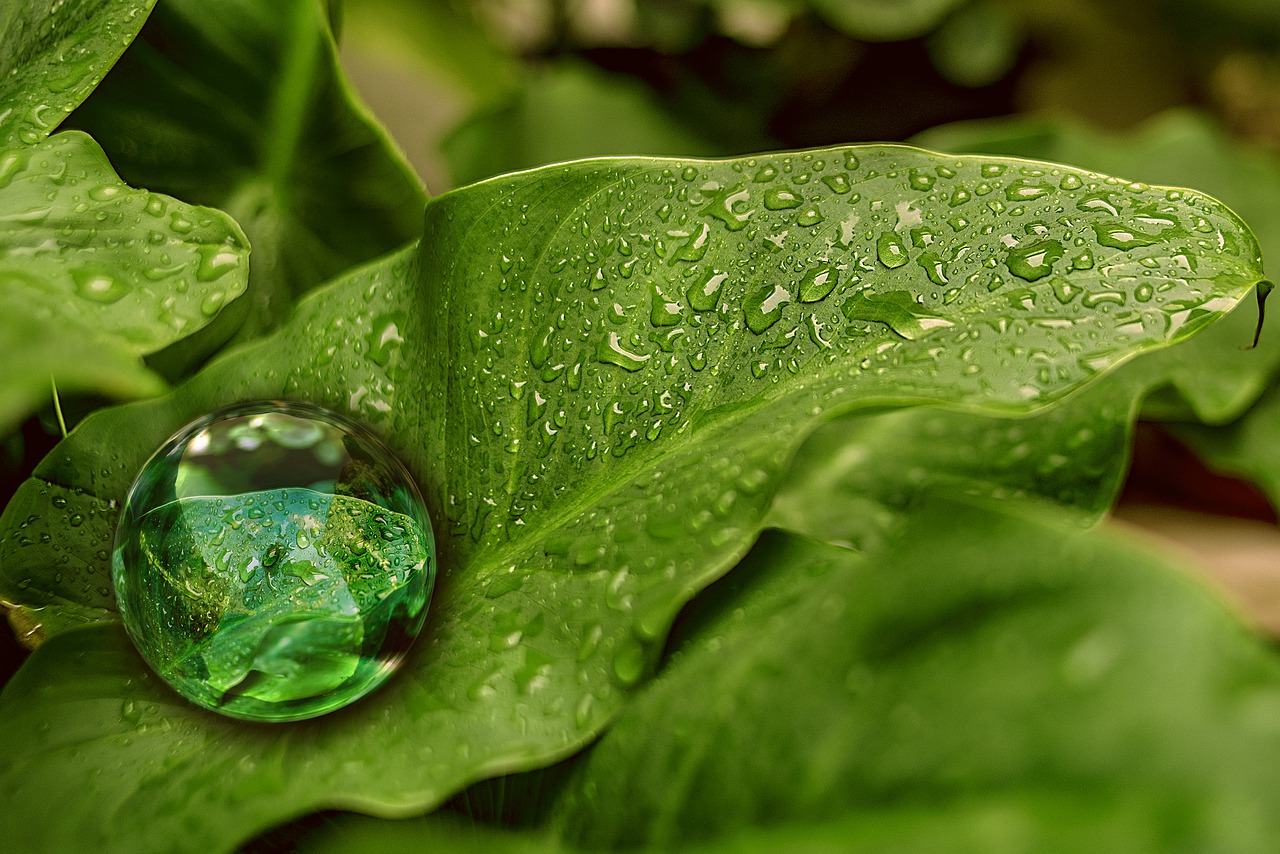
[876, 232, 909, 269]
[1004, 179, 1051, 201]
[1005, 239, 1064, 282]
[795, 207, 824, 226]
[744, 284, 791, 333]
[1050, 277, 1080, 304]
[71, 266, 127, 303]
[687, 270, 727, 312]
[798, 264, 839, 302]
[1091, 223, 1161, 250]
[596, 332, 650, 371]
[763, 188, 803, 210]
[649, 283, 682, 327]
[842, 290, 953, 340]
[822, 173, 851, 194]
[612, 639, 646, 686]
[908, 168, 935, 191]
[111, 401, 436, 722]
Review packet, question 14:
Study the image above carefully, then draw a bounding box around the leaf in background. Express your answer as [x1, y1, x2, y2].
[442, 61, 718, 188]
[0, 0, 157, 146]
[926, 0, 1023, 88]
[0, 131, 248, 438]
[0, 146, 1262, 852]
[1174, 383, 1280, 513]
[293, 792, 1276, 854]
[809, 0, 964, 42]
[340, 0, 519, 106]
[67, 0, 425, 353]
[546, 503, 1280, 852]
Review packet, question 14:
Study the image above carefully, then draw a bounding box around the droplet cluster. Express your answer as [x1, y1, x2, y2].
[423, 146, 1259, 549]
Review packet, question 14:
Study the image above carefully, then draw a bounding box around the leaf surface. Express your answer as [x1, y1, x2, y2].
[67, 0, 425, 347]
[0, 145, 1264, 852]
[915, 109, 1280, 423]
[771, 111, 1280, 549]
[0, 0, 156, 146]
[0, 131, 248, 436]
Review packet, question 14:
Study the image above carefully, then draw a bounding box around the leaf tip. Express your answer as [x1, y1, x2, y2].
[1242, 279, 1275, 351]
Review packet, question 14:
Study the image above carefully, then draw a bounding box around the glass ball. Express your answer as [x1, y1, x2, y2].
[111, 401, 436, 722]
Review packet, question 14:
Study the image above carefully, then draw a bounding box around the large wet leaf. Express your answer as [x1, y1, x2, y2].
[0, 145, 1263, 852]
[67, 0, 425, 348]
[546, 505, 1280, 851]
[0, 0, 156, 147]
[0, 131, 249, 436]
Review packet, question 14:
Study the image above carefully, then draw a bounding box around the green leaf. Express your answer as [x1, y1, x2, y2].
[0, 0, 157, 147]
[67, 0, 426, 348]
[0, 131, 249, 437]
[1174, 382, 1280, 513]
[0, 145, 1262, 852]
[768, 377, 1138, 551]
[914, 109, 1280, 424]
[770, 111, 1280, 550]
[295, 792, 1280, 854]
[340, 0, 519, 106]
[926, 0, 1022, 89]
[442, 61, 718, 188]
[809, 0, 964, 42]
[300, 814, 561, 854]
[548, 505, 1280, 851]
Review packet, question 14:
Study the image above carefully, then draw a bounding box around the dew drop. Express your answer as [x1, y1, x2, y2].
[1005, 239, 1064, 281]
[111, 402, 436, 722]
[876, 232, 909, 269]
[798, 264, 839, 303]
[763, 188, 803, 210]
[71, 266, 128, 303]
[687, 270, 727, 312]
[744, 284, 791, 333]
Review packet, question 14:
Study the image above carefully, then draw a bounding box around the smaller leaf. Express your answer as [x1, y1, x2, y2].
[1175, 381, 1280, 514]
[768, 378, 1137, 551]
[0, 131, 249, 435]
[0, 0, 157, 146]
[68, 0, 426, 348]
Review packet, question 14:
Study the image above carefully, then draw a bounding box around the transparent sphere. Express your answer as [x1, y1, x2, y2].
[112, 401, 435, 722]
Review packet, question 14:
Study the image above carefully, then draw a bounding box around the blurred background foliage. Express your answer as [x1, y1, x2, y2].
[336, 0, 1280, 192]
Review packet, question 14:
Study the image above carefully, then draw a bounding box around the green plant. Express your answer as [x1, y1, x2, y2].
[5, 2, 1280, 852]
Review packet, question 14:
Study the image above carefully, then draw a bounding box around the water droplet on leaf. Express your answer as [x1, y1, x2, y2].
[111, 402, 436, 722]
